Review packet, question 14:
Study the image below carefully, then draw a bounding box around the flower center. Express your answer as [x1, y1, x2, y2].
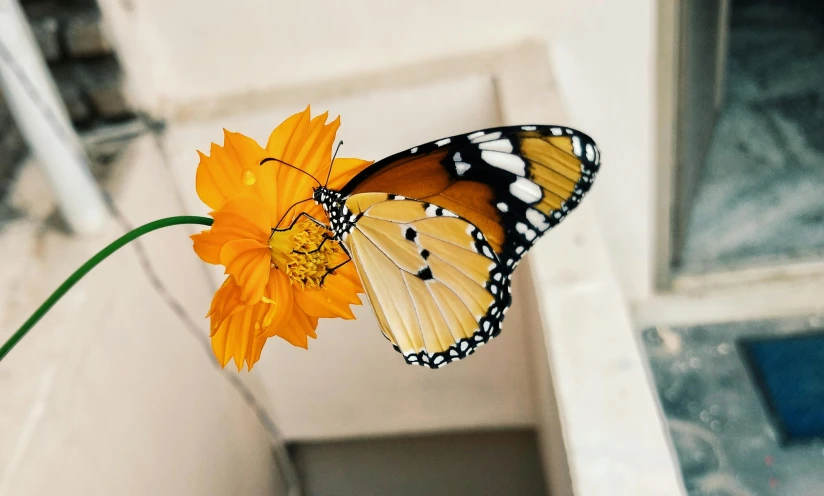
[268, 220, 341, 289]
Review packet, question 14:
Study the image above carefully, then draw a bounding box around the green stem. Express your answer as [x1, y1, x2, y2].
[0, 216, 214, 362]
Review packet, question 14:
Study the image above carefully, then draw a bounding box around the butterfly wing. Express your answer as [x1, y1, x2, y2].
[342, 193, 511, 368]
[339, 125, 600, 271]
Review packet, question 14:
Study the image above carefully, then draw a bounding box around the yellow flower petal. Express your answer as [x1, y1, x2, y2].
[192, 195, 271, 266]
[294, 286, 358, 320]
[265, 106, 308, 157]
[208, 272, 300, 370]
[273, 302, 319, 349]
[259, 270, 294, 335]
[208, 277, 245, 335]
[195, 138, 257, 211]
[324, 157, 374, 191]
[191, 229, 226, 265]
[211, 195, 271, 238]
[294, 263, 363, 319]
[219, 239, 270, 304]
[193, 106, 373, 370]
[210, 298, 270, 371]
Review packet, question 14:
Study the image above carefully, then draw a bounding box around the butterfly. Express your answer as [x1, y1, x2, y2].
[269, 125, 600, 368]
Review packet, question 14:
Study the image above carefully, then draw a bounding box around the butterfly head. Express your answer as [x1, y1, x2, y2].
[313, 186, 337, 215]
[312, 186, 336, 207]
[313, 187, 352, 237]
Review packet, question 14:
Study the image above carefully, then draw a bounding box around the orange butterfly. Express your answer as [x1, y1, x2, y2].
[267, 125, 600, 368]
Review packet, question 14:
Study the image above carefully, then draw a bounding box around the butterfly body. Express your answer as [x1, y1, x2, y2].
[311, 125, 600, 368]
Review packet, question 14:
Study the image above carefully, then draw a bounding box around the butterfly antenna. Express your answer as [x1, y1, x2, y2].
[273, 197, 314, 229]
[260, 157, 322, 187]
[324, 140, 343, 187]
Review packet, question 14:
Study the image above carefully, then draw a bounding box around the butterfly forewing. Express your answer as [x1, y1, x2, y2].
[339, 125, 600, 271]
[316, 124, 600, 367]
[341, 194, 511, 368]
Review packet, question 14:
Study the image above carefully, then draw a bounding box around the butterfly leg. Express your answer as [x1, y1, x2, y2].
[272, 211, 331, 233]
[320, 242, 352, 286]
[293, 233, 336, 254]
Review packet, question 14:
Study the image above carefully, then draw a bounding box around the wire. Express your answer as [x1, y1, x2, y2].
[0, 33, 304, 496]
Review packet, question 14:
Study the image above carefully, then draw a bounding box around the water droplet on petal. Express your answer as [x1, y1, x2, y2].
[326, 297, 332, 304]
[242, 169, 257, 185]
[254, 322, 261, 330]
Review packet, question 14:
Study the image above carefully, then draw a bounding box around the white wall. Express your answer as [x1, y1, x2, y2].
[97, 0, 657, 301]
[0, 141, 282, 496]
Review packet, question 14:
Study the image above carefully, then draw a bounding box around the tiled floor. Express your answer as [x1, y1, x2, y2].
[642, 316, 824, 496]
[679, 2, 824, 274]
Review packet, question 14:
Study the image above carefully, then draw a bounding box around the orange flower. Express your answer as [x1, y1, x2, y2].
[191, 107, 372, 370]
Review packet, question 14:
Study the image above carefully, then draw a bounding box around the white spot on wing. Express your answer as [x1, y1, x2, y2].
[482, 245, 494, 258]
[521, 125, 537, 131]
[478, 139, 513, 153]
[410, 147, 418, 154]
[526, 208, 549, 231]
[481, 151, 525, 175]
[435, 138, 451, 147]
[455, 161, 471, 175]
[497, 202, 509, 213]
[453, 152, 462, 162]
[585, 143, 595, 161]
[572, 136, 582, 156]
[515, 223, 536, 241]
[470, 131, 501, 144]
[467, 131, 485, 140]
[509, 178, 542, 203]
[550, 127, 563, 136]
[425, 204, 439, 217]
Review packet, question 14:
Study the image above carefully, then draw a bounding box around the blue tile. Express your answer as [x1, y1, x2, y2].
[741, 333, 824, 442]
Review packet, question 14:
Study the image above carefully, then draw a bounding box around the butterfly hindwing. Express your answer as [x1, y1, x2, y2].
[339, 125, 600, 271]
[341, 193, 511, 368]
[316, 124, 600, 367]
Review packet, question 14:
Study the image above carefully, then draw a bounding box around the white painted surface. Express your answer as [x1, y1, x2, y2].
[529, 201, 683, 496]
[96, 0, 658, 303]
[0, 0, 107, 235]
[164, 74, 544, 441]
[497, 56, 683, 495]
[0, 138, 282, 495]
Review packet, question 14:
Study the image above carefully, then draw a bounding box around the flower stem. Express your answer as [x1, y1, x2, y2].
[0, 216, 214, 362]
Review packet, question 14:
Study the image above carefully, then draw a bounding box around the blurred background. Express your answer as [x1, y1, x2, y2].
[1, 0, 823, 495]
